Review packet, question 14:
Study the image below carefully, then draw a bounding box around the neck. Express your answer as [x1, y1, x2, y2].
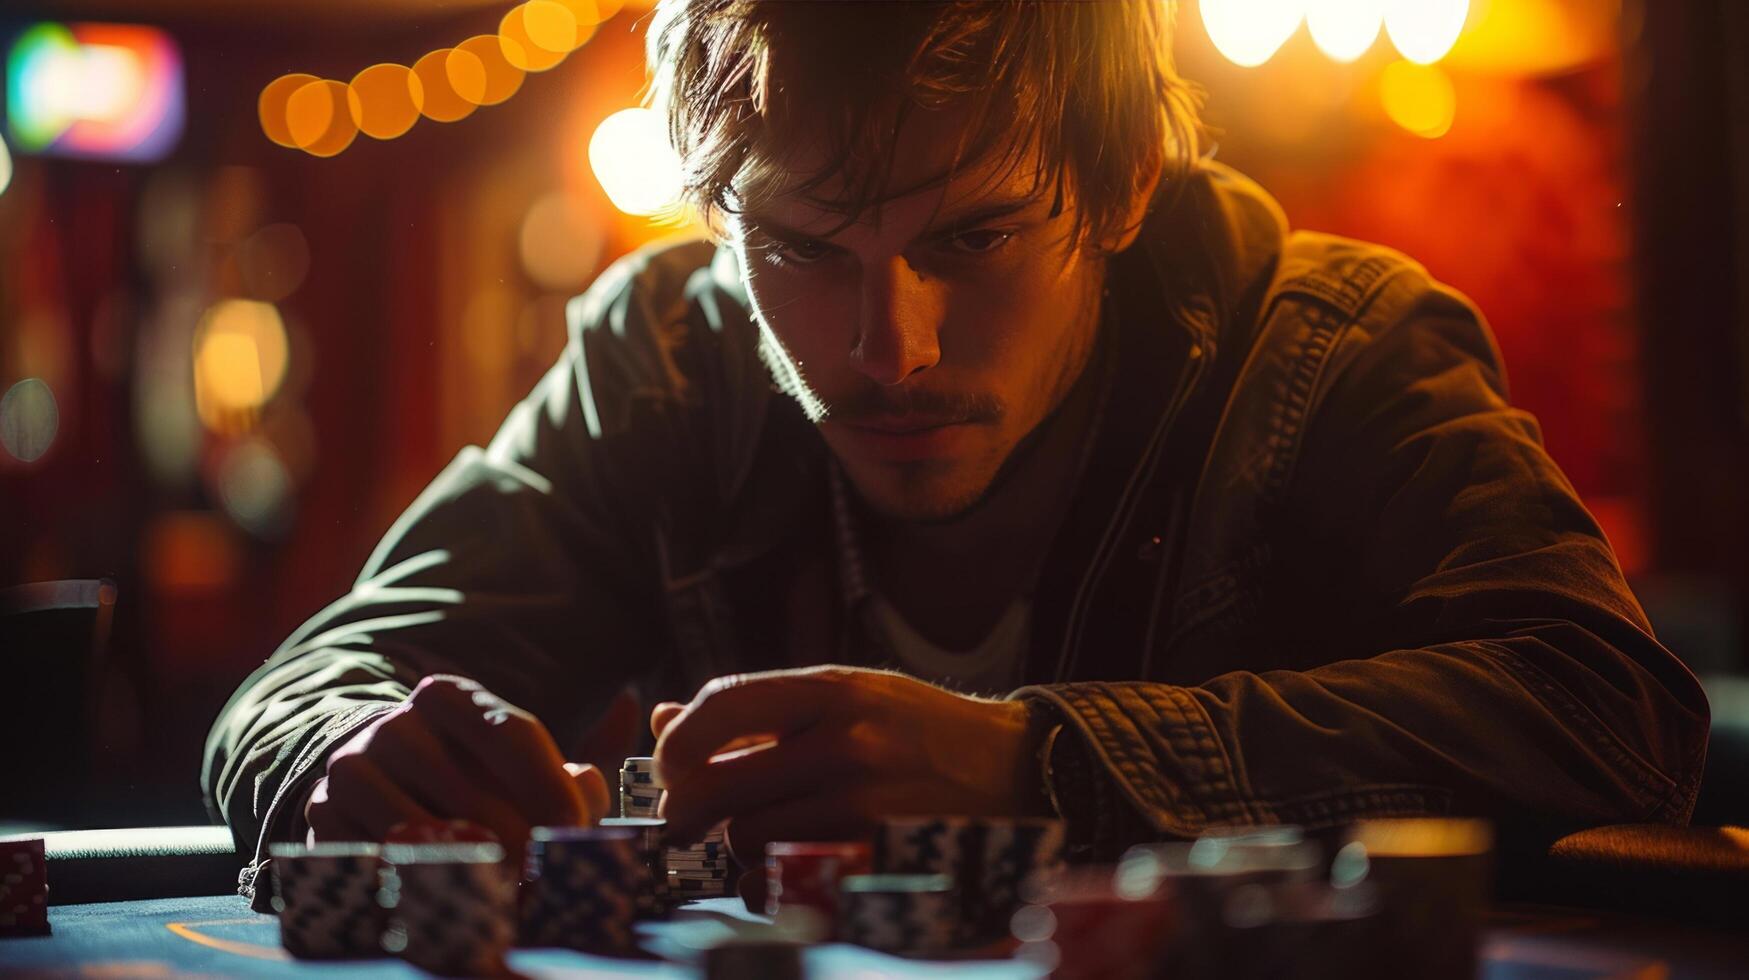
[858, 326, 1107, 648]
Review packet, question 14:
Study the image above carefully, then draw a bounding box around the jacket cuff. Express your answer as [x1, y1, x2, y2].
[1012, 681, 1254, 847]
[241, 702, 400, 913]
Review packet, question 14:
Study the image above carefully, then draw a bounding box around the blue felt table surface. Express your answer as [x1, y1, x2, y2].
[3, 895, 1744, 978]
[0, 894, 1041, 978]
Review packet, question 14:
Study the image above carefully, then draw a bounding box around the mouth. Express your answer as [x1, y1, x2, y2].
[831, 416, 979, 463]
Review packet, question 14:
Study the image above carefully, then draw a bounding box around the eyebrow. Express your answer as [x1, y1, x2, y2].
[739, 194, 1045, 245]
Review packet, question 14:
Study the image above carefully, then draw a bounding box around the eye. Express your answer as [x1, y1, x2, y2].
[765, 238, 834, 267]
[947, 229, 1014, 254]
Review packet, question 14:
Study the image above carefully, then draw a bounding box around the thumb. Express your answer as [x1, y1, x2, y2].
[651, 701, 687, 739]
[563, 762, 611, 823]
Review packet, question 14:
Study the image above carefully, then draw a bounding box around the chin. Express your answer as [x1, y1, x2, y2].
[846, 463, 996, 524]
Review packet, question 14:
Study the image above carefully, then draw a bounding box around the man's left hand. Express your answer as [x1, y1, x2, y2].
[651, 665, 1052, 867]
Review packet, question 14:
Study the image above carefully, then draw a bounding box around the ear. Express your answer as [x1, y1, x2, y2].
[1097, 148, 1166, 255]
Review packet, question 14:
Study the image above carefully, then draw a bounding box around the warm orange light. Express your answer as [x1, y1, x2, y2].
[449, 34, 524, 107]
[1379, 59, 1456, 138]
[1307, 0, 1384, 63]
[258, 72, 319, 148]
[348, 63, 423, 140]
[412, 48, 477, 123]
[1385, 0, 1469, 65]
[590, 107, 685, 216]
[1443, 0, 1613, 75]
[554, 0, 618, 28]
[285, 79, 356, 157]
[193, 299, 290, 434]
[1201, 0, 1305, 68]
[500, 1, 587, 70]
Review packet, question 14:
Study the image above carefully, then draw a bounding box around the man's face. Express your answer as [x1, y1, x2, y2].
[728, 110, 1110, 522]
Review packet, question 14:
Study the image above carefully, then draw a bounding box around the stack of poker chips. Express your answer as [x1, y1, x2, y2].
[764, 841, 872, 938]
[876, 815, 1066, 943]
[1011, 866, 1180, 980]
[267, 842, 386, 959]
[519, 826, 645, 952]
[1122, 825, 1381, 979]
[598, 816, 670, 918]
[837, 873, 958, 956]
[0, 837, 49, 937]
[620, 756, 731, 900]
[379, 842, 516, 975]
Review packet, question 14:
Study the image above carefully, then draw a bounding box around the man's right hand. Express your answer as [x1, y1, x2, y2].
[303, 675, 611, 847]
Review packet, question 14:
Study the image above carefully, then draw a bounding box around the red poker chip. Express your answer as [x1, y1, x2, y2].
[764, 841, 873, 924]
[385, 819, 501, 845]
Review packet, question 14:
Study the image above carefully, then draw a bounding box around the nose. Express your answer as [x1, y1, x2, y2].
[850, 256, 942, 386]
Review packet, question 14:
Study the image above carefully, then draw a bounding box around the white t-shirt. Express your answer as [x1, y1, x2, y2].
[866, 593, 1031, 696]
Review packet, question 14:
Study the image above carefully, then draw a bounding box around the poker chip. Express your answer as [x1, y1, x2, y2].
[765, 841, 872, 937]
[519, 826, 645, 951]
[379, 842, 514, 975]
[0, 837, 49, 937]
[876, 815, 1065, 943]
[384, 818, 500, 845]
[267, 842, 385, 959]
[1012, 866, 1179, 980]
[599, 817, 671, 918]
[838, 873, 958, 956]
[621, 757, 733, 902]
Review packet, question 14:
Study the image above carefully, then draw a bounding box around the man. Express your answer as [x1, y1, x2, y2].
[205, 0, 1708, 910]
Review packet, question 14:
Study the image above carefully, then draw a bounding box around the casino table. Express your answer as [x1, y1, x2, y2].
[4, 825, 1748, 978]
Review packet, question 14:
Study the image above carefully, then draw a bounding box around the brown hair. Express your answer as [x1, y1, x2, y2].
[645, 0, 1204, 251]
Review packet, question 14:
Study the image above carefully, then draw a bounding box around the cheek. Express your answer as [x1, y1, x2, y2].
[744, 270, 853, 371]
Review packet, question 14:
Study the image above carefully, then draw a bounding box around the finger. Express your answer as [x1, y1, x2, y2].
[565, 762, 611, 823]
[410, 675, 586, 825]
[369, 709, 531, 844]
[655, 670, 852, 784]
[737, 867, 765, 917]
[660, 726, 856, 844]
[650, 701, 686, 739]
[323, 753, 436, 839]
[723, 792, 878, 873]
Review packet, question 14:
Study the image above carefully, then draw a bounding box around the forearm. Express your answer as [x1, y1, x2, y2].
[1015, 632, 1709, 856]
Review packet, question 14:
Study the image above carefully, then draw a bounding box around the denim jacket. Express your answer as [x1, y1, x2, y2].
[204, 162, 1710, 904]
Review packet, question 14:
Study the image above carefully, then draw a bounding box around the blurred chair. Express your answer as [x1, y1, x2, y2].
[0, 580, 117, 832]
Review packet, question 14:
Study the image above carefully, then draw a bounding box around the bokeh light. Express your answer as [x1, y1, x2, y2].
[412, 48, 477, 123]
[500, 1, 583, 71]
[0, 378, 59, 464]
[237, 223, 311, 302]
[285, 78, 357, 157]
[0, 131, 12, 197]
[519, 192, 604, 289]
[1384, 0, 1469, 65]
[1379, 60, 1456, 138]
[449, 34, 525, 107]
[215, 437, 295, 538]
[1307, 0, 1384, 63]
[258, 72, 319, 148]
[347, 63, 424, 140]
[589, 108, 685, 216]
[1200, 0, 1305, 68]
[7, 21, 185, 162]
[192, 299, 290, 433]
[1443, 0, 1614, 76]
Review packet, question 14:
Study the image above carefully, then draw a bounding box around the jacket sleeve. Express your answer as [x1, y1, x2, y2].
[1017, 275, 1711, 856]
[202, 242, 723, 878]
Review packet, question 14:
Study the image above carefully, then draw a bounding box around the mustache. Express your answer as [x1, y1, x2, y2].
[825, 385, 1004, 425]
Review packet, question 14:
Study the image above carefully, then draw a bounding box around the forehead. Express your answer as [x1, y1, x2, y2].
[742, 102, 1051, 232]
